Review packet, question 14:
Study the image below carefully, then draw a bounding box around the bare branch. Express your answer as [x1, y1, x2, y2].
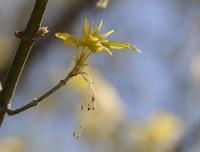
[0, 0, 49, 126]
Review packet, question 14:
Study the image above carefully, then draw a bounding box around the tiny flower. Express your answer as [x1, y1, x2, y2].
[55, 18, 141, 56]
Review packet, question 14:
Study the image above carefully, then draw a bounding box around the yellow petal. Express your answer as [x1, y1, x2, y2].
[102, 46, 112, 55]
[89, 35, 99, 42]
[55, 33, 78, 46]
[89, 21, 94, 34]
[105, 41, 141, 53]
[83, 18, 89, 38]
[100, 30, 114, 39]
[55, 33, 70, 40]
[94, 20, 103, 35]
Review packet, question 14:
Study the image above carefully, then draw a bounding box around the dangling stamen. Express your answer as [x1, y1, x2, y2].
[81, 73, 96, 111]
[73, 119, 86, 139]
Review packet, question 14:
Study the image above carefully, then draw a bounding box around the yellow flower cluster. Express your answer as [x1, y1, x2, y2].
[55, 18, 141, 56]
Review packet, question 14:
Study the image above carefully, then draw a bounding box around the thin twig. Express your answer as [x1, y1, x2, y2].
[5, 66, 80, 116]
[0, 0, 49, 126]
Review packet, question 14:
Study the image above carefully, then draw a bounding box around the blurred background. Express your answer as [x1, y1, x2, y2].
[1, 0, 200, 151]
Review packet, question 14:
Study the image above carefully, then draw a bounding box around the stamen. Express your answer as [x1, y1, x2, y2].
[73, 120, 86, 139]
[81, 73, 96, 112]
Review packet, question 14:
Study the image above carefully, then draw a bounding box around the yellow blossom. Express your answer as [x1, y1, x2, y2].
[132, 112, 181, 151]
[55, 18, 141, 56]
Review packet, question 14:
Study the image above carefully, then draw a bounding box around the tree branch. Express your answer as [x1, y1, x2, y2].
[0, 0, 49, 126]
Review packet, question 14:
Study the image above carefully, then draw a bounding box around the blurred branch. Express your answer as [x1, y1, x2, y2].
[0, 0, 48, 126]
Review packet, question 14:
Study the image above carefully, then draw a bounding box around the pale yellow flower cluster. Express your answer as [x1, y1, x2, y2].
[55, 18, 140, 58]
